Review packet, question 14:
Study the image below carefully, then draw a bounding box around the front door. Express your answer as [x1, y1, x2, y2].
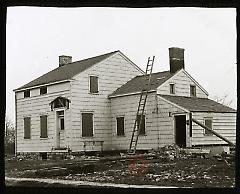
[175, 115, 186, 147]
[56, 110, 65, 148]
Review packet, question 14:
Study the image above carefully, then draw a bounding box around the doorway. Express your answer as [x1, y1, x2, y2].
[56, 110, 65, 148]
[174, 115, 186, 147]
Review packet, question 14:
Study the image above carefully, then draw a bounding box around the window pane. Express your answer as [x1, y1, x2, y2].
[40, 86, 47, 95]
[117, 117, 124, 136]
[24, 117, 31, 139]
[24, 90, 30, 98]
[82, 113, 93, 137]
[137, 115, 145, 135]
[90, 76, 98, 93]
[40, 115, 47, 138]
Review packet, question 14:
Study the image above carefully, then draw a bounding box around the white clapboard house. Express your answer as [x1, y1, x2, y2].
[14, 48, 236, 155]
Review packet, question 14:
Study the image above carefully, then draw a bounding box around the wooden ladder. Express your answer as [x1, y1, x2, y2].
[128, 56, 155, 154]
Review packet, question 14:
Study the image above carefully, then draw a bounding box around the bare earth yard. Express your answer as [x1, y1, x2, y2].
[5, 151, 235, 188]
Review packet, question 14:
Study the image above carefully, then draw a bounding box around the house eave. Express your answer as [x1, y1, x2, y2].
[109, 90, 156, 98]
[13, 79, 73, 92]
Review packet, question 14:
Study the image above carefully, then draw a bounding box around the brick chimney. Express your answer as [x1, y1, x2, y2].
[59, 55, 72, 67]
[169, 47, 185, 74]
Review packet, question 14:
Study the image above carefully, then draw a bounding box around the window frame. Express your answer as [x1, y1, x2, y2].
[89, 75, 99, 94]
[40, 86, 47, 95]
[81, 112, 94, 137]
[137, 114, 146, 135]
[169, 83, 175, 94]
[190, 85, 196, 97]
[116, 116, 125, 136]
[203, 117, 213, 136]
[40, 115, 48, 138]
[24, 117, 31, 139]
[24, 90, 30, 98]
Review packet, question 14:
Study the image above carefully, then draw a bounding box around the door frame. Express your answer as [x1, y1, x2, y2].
[173, 113, 187, 147]
[55, 108, 65, 148]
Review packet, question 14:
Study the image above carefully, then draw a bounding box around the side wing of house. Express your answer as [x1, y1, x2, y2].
[157, 70, 208, 98]
[15, 82, 71, 153]
[70, 52, 143, 151]
[191, 112, 236, 146]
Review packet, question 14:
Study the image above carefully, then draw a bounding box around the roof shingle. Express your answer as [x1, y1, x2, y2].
[160, 94, 236, 113]
[109, 71, 174, 97]
[15, 51, 118, 90]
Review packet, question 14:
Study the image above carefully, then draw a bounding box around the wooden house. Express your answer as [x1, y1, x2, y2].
[14, 48, 236, 155]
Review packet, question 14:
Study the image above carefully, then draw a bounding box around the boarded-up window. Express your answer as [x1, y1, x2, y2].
[190, 85, 196, 97]
[40, 115, 48, 138]
[137, 115, 146, 135]
[24, 117, 31, 139]
[82, 113, 93, 137]
[24, 90, 30, 98]
[116, 117, 124, 136]
[90, 76, 98, 93]
[40, 86, 47, 95]
[204, 118, 213, 136]
[170, 84, 175, 94]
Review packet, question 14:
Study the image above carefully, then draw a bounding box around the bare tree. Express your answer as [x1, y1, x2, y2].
[5, 116, 15, 154]
[212, 94, 234, 108]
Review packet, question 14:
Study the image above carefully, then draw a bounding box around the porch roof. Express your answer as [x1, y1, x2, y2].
[159, 95, 236, 113]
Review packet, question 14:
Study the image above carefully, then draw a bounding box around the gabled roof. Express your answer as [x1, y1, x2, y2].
[15, 50, 119, 91]
[159, 94, 236, 113]
[109, 71, 174, 97]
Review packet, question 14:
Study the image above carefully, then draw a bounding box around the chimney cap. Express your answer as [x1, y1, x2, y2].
[169, 47, 185, 51]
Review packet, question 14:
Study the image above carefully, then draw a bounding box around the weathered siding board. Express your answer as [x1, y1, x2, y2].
[70, 53, 142, 151]
[157, 70, 207, 98]
[16, 82, 71, 153]
[191, 112, 236, 145]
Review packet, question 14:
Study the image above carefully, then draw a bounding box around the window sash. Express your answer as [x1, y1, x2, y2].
[40, 115, 48, 138]
[24, 117, 31, 139]
[82, 113, 93, 137]
[90, 76, 98, 93]
[116, 117, 124, 136]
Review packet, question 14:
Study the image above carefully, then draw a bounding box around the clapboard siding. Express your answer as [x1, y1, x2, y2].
[157, 70, 207, 98]
[16, 82, 71, 153]
[70, 52, 142, 151]
[191, 112, 236, 145]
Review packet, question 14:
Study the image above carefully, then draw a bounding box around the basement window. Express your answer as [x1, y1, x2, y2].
[82, 113, 93, 137]
[116, 117, 125, 136]
[204, 118, 213, 136]
[40, 86, 47, 95]
[24, 90, 30, 98]
[137, 115, 146, 135]
[169, 84, 175, 94]
[24, 117, 31, 139]
[190, 85, 196, 97]
[89, 76, 98, 93]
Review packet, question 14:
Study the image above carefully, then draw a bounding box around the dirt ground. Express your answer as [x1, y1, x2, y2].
[5, 150, 235, 188]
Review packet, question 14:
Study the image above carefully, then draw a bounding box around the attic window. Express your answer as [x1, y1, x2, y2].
[170, 84, 175, 94]
[40, 86, 47, 95]
[24, 90, 30, 98]
[89, 76, 98, 93]
[190, 85, 196, 97]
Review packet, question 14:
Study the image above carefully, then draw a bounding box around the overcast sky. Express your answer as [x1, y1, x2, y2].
[6, 7, 236, 123]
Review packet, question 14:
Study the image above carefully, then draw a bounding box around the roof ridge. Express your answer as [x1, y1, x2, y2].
[135, 70, 170, 77]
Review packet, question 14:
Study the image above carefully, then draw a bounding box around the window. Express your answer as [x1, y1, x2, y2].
[89, 76, 98, 93]
[24, 90, 30, 98]
[116, 117, 124, 136]
[24, 117, 31, 139]
[190, 85, 196, 97]
[82, 113, 93, 137]
[40, 86, 47, 95]
[40, 115, 48, 138]
[137, 115, 146, 135]
[170, 84, 175, 94]
[58, 111, 64, 130]
[204, 118, 213, 136]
